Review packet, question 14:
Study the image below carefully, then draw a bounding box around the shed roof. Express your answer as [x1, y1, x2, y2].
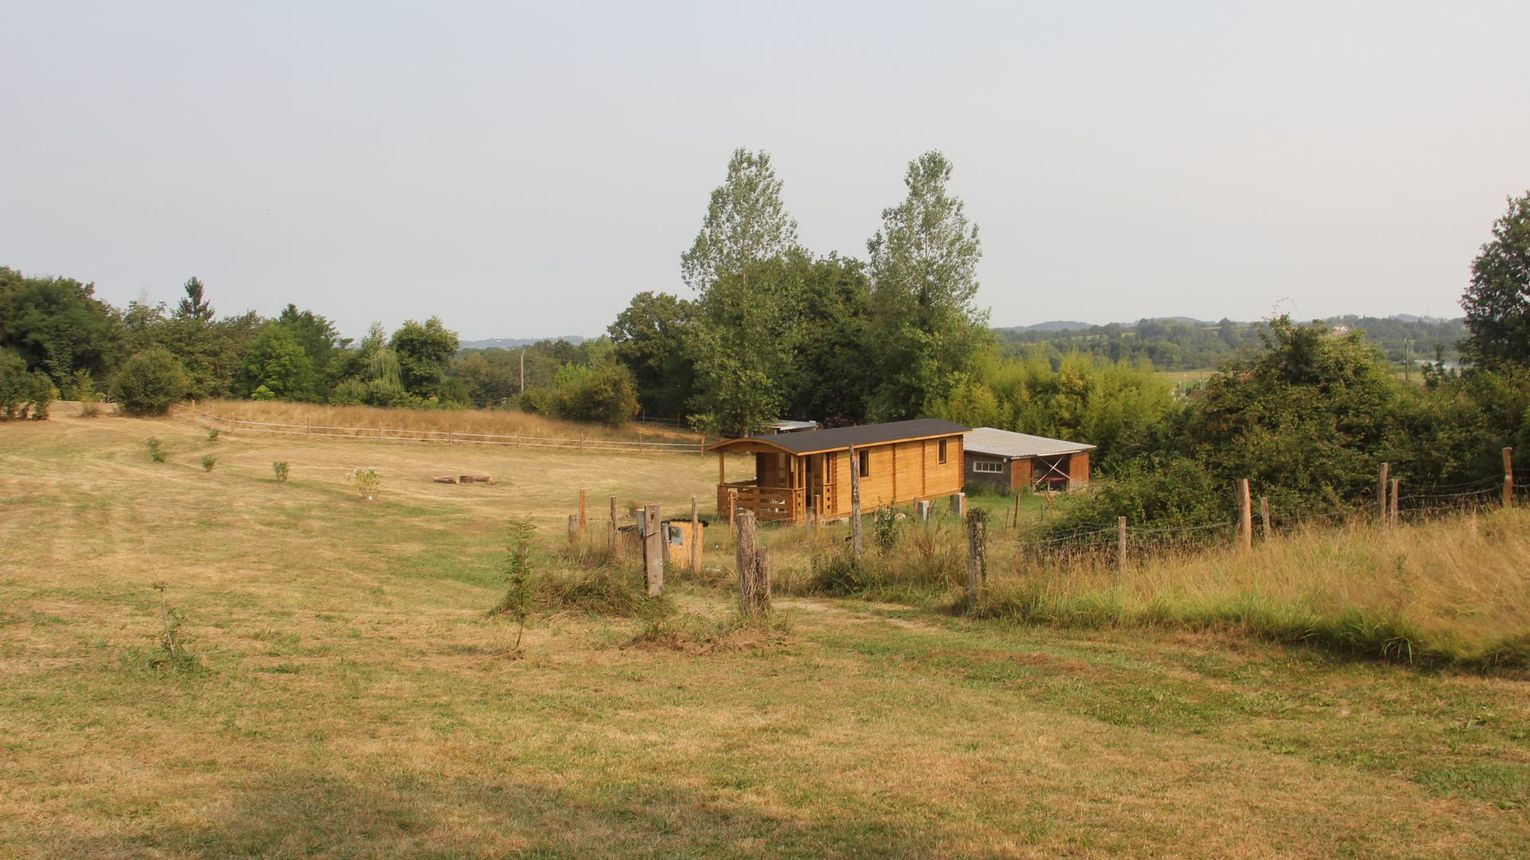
[708, 418, 967, 456]
[963, 427, 1095, 459]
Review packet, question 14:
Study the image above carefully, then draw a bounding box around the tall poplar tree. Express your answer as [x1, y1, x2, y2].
[1461, 191, 1530, 369]
[865, 150, 988, 420]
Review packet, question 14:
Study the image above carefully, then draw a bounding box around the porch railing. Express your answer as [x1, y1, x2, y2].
[717, 481, 806, 523]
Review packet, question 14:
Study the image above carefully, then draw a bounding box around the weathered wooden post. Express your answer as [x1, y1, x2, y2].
[567, 514, 580, 547]
[690, 495, 701, 575]
[965, 515, 986, 608]
[1236, 478, 1252, 553]
[950, 493, 966, 519]
[849, 446, 864, 560]
[727, 488, 738, 531]
[1505, 447, 1515, 509]
[643, 503, 663, 596]
[735, 510, 769, 615]
[1260, 496, 1271, 541]
[578, 489, 587, 538]
[1117, 516, 1128, 569]
[1378, 462, 1389, 523]
[915, 500, 931, 524]
[1389, 478, 1400, 527]
[608, 496, 619, 560]
[1013, 494, 1022, 529]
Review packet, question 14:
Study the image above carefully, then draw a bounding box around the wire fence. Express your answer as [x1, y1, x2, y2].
[196, 413, 706, 454]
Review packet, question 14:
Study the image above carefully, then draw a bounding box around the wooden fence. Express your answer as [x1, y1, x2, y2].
[196, 412, 705, 454]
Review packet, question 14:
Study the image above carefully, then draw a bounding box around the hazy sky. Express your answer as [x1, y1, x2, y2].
[4, 1, 1528, 340]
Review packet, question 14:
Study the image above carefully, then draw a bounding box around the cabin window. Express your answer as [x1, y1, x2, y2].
[973, 460, 1003, 474]
[938, 439, 948, 464]
[857, 449, 870, 478]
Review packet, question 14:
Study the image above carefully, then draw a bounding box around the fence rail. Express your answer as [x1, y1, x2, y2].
[197, 413, 704, 454]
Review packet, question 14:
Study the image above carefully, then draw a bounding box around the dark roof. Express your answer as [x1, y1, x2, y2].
[708, 419, 968, 455]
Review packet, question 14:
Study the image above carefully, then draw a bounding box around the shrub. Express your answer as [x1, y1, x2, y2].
[349, 467, 381, 501]
[146, 437, 166, 463]
[75, 369, 102, 418]
[0, 352, 52, 420]
[206, 427, 220, 443]
[549, 361, 640, 426]
[131, 581, 201, 674]
[251, 384, 277, 401]
[490, 516, 537, 651]
[272, 461, 289, 483]
[110, 347, 190, 416]
[200, 455, 217, 472]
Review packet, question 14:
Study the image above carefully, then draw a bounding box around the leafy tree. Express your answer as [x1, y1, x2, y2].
[0, 267, 123, 390]
[1461, 191, 1530, 368]
[680, 148, 801, 293]
[110, 347, 191, 416]
[778, 254, 875, 426]
[549, 360, 640, 426]
[275, 304, 346, 394]
[608, 291, 697, 420]
[452, 349, 522, 408]
[389, 317, 459, 400]
[865, 151, 989, 419]
[239, 324, 317, 400]
[687, 254, 804, 435]
[0, 350, 54, 420]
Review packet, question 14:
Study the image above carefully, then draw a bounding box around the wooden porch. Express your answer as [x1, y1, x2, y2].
[716, 451, 840, 526]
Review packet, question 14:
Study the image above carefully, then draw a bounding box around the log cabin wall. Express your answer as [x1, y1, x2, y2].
[826, 435, 965, 517]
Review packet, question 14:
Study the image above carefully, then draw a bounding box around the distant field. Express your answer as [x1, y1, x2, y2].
[1, 410, 1526, 857]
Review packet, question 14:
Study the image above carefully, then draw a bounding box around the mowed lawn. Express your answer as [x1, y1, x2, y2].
[1, 411, 1527, 858]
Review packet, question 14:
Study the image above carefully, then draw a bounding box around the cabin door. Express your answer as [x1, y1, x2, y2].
[809, 453, 837, 517]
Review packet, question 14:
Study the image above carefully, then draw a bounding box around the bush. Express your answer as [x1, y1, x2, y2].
[110, 347, 190, 416]
[146, 437, 166, 463]
[1044, 456, 1229, 545]
[349, 467, 380, 501]
[489, 517, 537, 651]
[200, 455, 217, 472]
[549, 361, 640, 426]
[74, 369, 102, 418]
[272, 461, 289, 483]
[0, 352, 53, 420]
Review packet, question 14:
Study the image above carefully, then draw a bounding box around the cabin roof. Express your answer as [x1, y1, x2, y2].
[708, 418, 968, 456]
[963, 427, 1095, 460]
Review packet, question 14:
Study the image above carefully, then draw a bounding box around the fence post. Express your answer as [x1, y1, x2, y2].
[965, 516, 986, 609]
[1117, 516, 1127, 569]
[608, 496, 619, 560]
[1013, 494, 1022, 529]
[1506, 447, 1515, 509]
[567, 514, 580, 547]
[690, 495, 700, 575]
[950, 492, 966, 519]
[735, 510, 769, 616]
[1260, 496, 1271, 541]
[1378, 462, 1389, 523]
[1389, 478, 1400, 527]
[643, 504, 664, 596]
[849, 446, 863, 560]
[727, 488, 738, 532]
[1236, 478, 1252, 553]
[578, 488, 588, 538]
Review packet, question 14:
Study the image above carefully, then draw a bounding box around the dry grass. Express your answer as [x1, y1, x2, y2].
[1, 411, 1527, 857]
[198, 398, 704, 444]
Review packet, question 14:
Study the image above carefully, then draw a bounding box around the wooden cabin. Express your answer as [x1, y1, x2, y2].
[962, 427, 1094, 494]
[707, 419, 968, 524]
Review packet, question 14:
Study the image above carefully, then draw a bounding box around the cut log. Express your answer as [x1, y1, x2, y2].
[433, 475, 460, 484]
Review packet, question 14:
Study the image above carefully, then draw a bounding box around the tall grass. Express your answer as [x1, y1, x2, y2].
[973, 509, 1530, 669]
[198, 399, 701, 443]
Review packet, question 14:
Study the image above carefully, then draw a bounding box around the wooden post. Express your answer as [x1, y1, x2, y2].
[735, 510, 769, 615]
[950, 492, 966, 519]
[567, 514, 580, 547]
[965, 515, 986, 608]
[1390, 478, 1400, 527]
[1505, 447, 1515, 509]
[1260, 496, 1271, 541]
[1378, 462, 1389, 523]
[1236, 478, 1252, 553]
[915, 500, 931, 523]
[727, 488, 738, 531]
[690, 495, 700, 574]
[578, 489, 587, 537]
[849, 446, 863, 559]
[1013, 494, 1022, 529]
[1117, 516, 1127, 569]
[643, 504, 663, 596]
[608, 496, 619, 559]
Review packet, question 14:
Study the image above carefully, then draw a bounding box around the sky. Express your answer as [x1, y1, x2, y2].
[3, 1, 1528, 341]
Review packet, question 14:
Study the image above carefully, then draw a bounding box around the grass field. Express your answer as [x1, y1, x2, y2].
[2, 408, 1528, 857]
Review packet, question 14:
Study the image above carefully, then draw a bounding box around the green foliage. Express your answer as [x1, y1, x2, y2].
[872, 506, 899, 549]
[74, 369, 102, 417]
[607, 292, 697, 419]
[348, 467, 380, 501]
[490, 517, 537, 650]
[200, 455, 217, 472]
[0, 351, 55, 420]
[251, 385, 276, 401]
[272, 461, 289, 483]
[865, 150, 988, 419]
[1046, 456, 1228, 538]
[110, 347, 191, 416]
[680, 147, 801, 293]
[549, 360, 640, 427]
[133, 581, 201, 674]
[145, 437, 166, 463]
[389, 317, 459, 400]
[1461, 190, 1530, 368]
[240, 323, 318, 401]
[206, 427, 220, 443]
[0, 267, 123, 389]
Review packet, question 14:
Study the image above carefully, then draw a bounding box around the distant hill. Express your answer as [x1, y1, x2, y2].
[994, 320, 1094, 334]
[461, 335, 587, 351]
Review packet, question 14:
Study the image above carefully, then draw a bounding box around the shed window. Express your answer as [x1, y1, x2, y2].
[857, 449, 869, 478]
[938, 439, 948, 464]
[973, 460, 1003, 474]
